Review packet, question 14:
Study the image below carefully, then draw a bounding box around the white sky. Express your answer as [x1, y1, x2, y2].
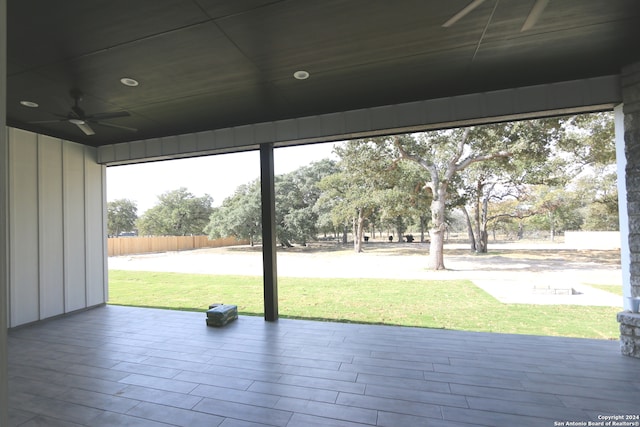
[107, 142, 339, 213]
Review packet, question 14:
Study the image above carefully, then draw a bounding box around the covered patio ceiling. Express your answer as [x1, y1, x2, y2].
[6, 0, 640, 147]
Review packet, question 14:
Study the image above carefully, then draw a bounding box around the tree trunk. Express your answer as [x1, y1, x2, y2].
[477, 229, 488, 253]
[396, 225, 403, 242]
[280, 239, 293, 248]
[342, 225, 348, 244]
[354, 210, 365, 253]
[428, 188, 447, 270]
[461, 206, 476, 251]
[352, 218, 357, 249]
[477, 195, 488, 253]
[419, 215, 426, 243]
[429, 227, 446, 270]
[472, 181, 488, 253]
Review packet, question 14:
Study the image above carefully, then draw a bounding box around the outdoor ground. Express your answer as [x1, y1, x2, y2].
[108, 240, 623, 308]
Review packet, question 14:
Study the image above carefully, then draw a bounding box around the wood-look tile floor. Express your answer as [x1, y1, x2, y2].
[7, 305, 640, 426]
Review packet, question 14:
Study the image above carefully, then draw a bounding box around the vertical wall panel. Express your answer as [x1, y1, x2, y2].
[63, 143, 86, 312]
[8, 129, 39, 326]
[1, 1, 9, 420]
[101, 165, 108, 303]
[38, 136, 64, 319]
[84, 148, 106, 307]
[5, 128, 107, 327]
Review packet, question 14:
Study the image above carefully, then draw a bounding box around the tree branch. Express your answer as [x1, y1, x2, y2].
[487, 211, 537, 222]
[394, 135, 439, 193]
[454, 128, 470, 164]
[454, 150, 511, 173]
[394, 136, 432, 170]
[445, 128, 471, 181]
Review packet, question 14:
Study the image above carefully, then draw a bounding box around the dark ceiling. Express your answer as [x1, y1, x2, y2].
[6, 0, 640, 147]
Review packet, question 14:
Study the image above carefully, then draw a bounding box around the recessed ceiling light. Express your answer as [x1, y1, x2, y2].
[20, 100, 39, 108]
[293, 70, 310, 80]
[69, 118, 86, 125]
[120, 77, 139, 87]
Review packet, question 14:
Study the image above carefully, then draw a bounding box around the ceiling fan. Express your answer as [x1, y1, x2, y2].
[443, 0, 549, 31]
[30, 89, 137, 136]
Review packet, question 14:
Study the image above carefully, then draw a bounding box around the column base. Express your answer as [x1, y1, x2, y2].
[617, 311, 640, 358]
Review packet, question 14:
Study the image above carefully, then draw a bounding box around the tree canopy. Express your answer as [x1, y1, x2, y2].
[107, 198, 138, 236]
[118, 112, 618, 271]
[276, 159, 340, 246]
[206, 180, 262, 245]
[137, 188, 213, 236]
[206, 159, 339, 247]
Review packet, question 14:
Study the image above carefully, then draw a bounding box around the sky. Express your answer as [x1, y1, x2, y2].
[106, 142, 339, 213]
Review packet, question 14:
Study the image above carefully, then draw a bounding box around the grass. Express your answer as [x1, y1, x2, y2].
[586, 283, 623, 296]
[108, 270, 620, 340]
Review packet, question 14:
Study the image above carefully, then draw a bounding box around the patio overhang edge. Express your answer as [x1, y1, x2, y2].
[96, 75, 621, 166]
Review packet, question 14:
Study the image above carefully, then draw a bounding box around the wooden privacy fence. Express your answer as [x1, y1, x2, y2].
[107, 236, 248, 257]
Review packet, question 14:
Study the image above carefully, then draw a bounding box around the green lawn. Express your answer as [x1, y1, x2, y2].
[108, 270, 620, 340]
[586, 283, 623, 296]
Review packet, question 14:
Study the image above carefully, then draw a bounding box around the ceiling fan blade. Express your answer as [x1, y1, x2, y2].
[71, 105, 86, 118]
[443, 0, 486, 27]
[73, 121, 95, 136]
[25, 91, 132, 135]
[28, 111, 69, 123]
[28, 119, 66, 124]
[87, 111, 130, 120]
[521, 0, 549, 31]
[92, 120, 138, 132]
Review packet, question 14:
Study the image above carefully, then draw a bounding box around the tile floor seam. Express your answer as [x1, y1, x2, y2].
[9, 305, 640, 427]
[448, 382, 567, 408]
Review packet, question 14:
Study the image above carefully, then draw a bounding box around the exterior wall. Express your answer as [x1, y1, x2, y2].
[620, 61, 640, 357]
[6, 128, 107, 328]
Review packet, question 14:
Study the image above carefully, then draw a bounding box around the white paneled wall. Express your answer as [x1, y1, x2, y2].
[63, 142, 87, 313]
[7, 128, 107, 327]
[8, 130, 39, 326]
[38, 136, 65, 319]
[84, 148, 108, 307]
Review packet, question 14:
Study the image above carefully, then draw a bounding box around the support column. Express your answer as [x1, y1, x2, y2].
[619, 61, 640, 358]
[0, 0, 9, 422]
[260, 143, 278, 321]
[616, 104, 632, 310]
